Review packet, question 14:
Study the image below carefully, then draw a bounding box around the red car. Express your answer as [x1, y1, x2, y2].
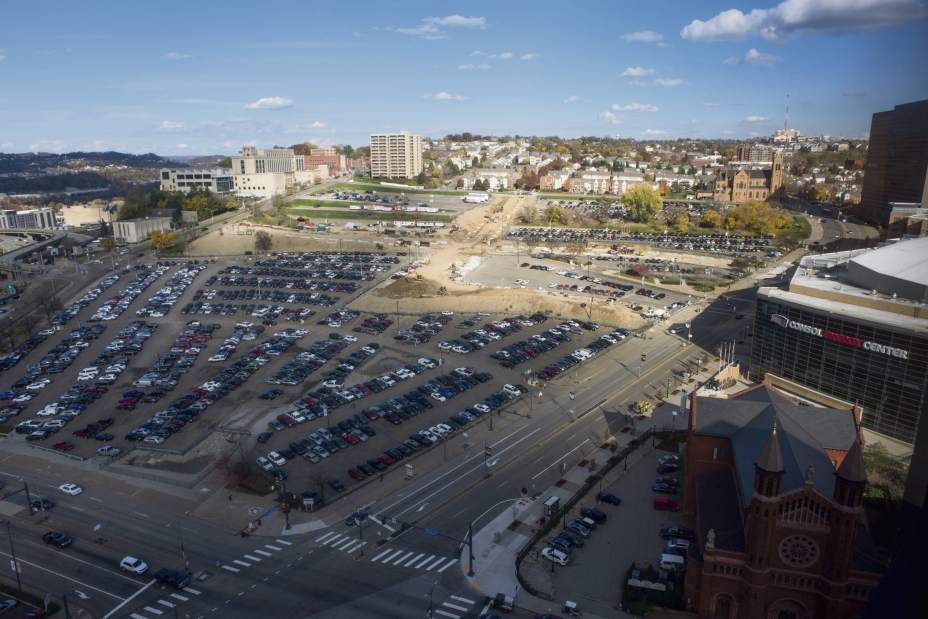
[653, 498, 680, 512]
[342, 432, 360, 445]
[52, 441, 75, 452]
[348, 468, 365, 481]
[379, 454, 396, 466]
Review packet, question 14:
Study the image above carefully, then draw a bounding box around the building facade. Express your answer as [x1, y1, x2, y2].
[0, 208, 57, 229]
[231, 146, 305, 175]
[113, 217, 172, 244]
[369, 132, 423, 179]
[304, 147, 347, 175]
[858, 99, 928, 226]
[474, 169, 514, 190]
[679, 384, 882, 619]
[231, 173, 290, 199]
[159, 168, 233, 194]
[713, 152, 784, 202]
[58, 203, 117, 227]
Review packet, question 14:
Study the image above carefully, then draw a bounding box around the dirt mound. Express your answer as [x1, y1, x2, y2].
[374, 277, 445, 299]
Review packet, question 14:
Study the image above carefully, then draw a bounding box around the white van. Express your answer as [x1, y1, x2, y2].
[659, 552, 686, 571]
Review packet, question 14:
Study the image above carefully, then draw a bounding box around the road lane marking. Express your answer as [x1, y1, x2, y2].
[170, 593, 189, 602]
[415, 554, 436, 568]
[335, 537, 357, 550]
[7, 545, 142, 585]
[253, 549, 272, 557]
[275, 539, 292, 545]
[378, 549, 405, 563]
[371, 549, 391, 562]
[434, 611, 459, 619]
[264, 544, 281, 551]
[133, 511, 150, 519]
[232, 559, 251, 567]
[183, 587, 201, 595]
[221, 565, 240, 573]
[243, 554, 261, 562]
[143, 607, 164, 615]
[437, 558, 458, 573]
[130, 615, 147, 619]
[403, 552, 425, 567]
[425, 556, 447, 571]
[392, 551, 414, 565]
[324, 534, 346, 547]
[157, 600, 175, 608]
[100, 579, 156, 617]
[344, 541, 366, 553]
[531, 439, 590, 480]
[450, 596, 475, 604]
[315, 532, 338, 543]
[443, 602, 469, 611]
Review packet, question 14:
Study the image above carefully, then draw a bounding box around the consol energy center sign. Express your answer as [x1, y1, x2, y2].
[770, 314, 909, 360]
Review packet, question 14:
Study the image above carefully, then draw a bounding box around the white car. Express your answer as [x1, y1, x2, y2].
[58, 483, 83, 496]
[268, 451, 286, 467]
[119, 556, 149, 574]
[12, 393, 33, 403]
[343, 335, 358, 343]
[473, 403, 491, 414]
[541, 547, 569, 566]
[256, 456, 274, 472]
[26, 379, 52, 391]
[97, 445, 121, 456]
[37, 403, 62, 417]
[143, 435, 165, 445]
[430, 392, 447, 403]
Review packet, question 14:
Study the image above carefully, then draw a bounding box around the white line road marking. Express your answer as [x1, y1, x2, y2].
[101, 579, 156, 618]
[392, 551, 414, 565]
[379, 549, 405, 563]
[437, 557, 458, 573]
[442, 602, 469, 612]
[566, 433, 577, 441]
[0, 550, 128, 602]
[134, 511, 150, 519]
[264, 544, 281, 551]
[415, 554, 436, 568]
[531, 439, 591, 480]
[275, 539, 292, 545]
[130, 615, 147, 619]
[434, 610, 459, 619]
[184, 587, 201, 595]
[157, 600, 175, 608]
[170, 593, 189, 602]
[495, 480, 508, 489]
[253, 549, 272, 557]
[425, 556, 447, 571]
[19, 545, 145, 584]
[143, 607, 164, 615]
[371, 549, 391, 562]
[315, 532, 338, 543]
[450, 596, 475, 604]
[416, 504, 427, 512]
[90, 496, 103, 502]
[232, 559, 251, 567]
[324, 534, 346, 547]
[368, 515, 397, 533]
[403, 553, 425, 567]
[343, 541, 366, 553]
[335, 537, 357, 550]
[243, 554, 261, 562]
[221, 565, 240, 573]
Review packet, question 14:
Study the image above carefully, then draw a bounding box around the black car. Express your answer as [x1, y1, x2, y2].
[596, 492, 622, 505]
[42, 531, 72, 548]
[256, 432, 272, 444]
[154, 568, 191, 589]
[327, 479, 346, 493]
[580, 506, 607, 523]
[659, 526, 696, 541]
[31, 498, 54, 511]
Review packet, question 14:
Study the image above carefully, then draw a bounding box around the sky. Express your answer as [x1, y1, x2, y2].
[0, 0, 926, 155]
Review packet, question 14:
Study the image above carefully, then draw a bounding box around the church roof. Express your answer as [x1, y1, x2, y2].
[837, 439, 867, 483]
[756, 418, 784, 473]
[690, 384, 859, 506]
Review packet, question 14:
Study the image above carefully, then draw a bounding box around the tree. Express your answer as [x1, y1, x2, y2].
[416, 171, 429, 186]
[472, 156, 480, 169]
[621, 184, 662, 223]
[0, 319, 17, 351]
[543, 204, 563, 224]
[150, 230, 177, 253]
[217, 157, 232, 169]
[254, 230, 272, 253]
[700, 209, 722, 229]
[863, 442, 910, 500]
[669, 210, 690, 233]
[33, 282, 62, 325]
[118, 186, 150, 220]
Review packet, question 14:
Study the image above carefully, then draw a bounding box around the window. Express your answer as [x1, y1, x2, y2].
[713, 594, 734, 618]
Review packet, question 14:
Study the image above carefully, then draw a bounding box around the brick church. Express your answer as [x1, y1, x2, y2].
[681, 383, 884, 618]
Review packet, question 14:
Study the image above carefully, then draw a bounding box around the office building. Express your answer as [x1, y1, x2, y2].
[112, 217, 172, 244]
[751, 237, 928, 444]
[58, 203, 118, 227]
[369, 132, 423, 179]
[859, 99, 928, 226]
[230, 146, 305, 175]
[304, 147, 348, 175]
[0, 208, 57, 229]
[160, 169, 234, 194]
[735, 143, 775, 163]
[676, 383, 882, 618]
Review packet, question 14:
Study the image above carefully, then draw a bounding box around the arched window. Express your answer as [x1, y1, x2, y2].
[713, 594, 735, 618]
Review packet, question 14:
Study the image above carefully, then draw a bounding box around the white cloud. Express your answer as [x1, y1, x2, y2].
[29, 140, 68, 152]
[159, 120, 185, 131]
[471, 50, 514, 59]
[611, 102, 659, 112]
[600, 110, 622, 125]
[175, 143, 189, 150]
[244, 96, 294, 110]
[311, 120, 326, 128]
[0, 142, 14, 149]
[423, 91, 466, 101]
[498, 51, 514, 60]
[681, 0, 928, 41]
[703, 102, 721, 107]
[392, 14, 487, 39]
[163, 52, 192, 60]
[642, 129, 668, 136]
[722, 129, 736, 135]
[621, 66, 655, 77]
[622, 30, 664, 43]
[563, 95, 581, 104]
[744, 48, 782, 66]
[520, 52, 540, 60]
[654, 78, 685, 86]
[744, 115, 769, 123]
[723, 56, 741, 65]
[458, 63, 491, 70]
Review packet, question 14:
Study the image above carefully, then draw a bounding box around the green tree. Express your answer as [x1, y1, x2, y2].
[254, 230, 272, 253]
[543, 204, 563, 224]
[217, 157, 232, 169]
[700, 209, 722, 229]
[669, 210, 690, 233]
[863, 442, 910, 500]
[621, 184, 662, 223]
[150, 230, 177, 253]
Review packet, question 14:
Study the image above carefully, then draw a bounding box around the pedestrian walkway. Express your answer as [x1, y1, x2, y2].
[219, 538, 292, 573]
[127, 585, 202, 619]
[432, 594, 479, 619]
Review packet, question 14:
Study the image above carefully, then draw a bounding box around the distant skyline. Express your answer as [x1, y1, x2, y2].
[0, 0, 926, 154]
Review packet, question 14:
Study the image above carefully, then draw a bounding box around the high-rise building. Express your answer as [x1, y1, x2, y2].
[859, 99, 928, 226]
[369, 132, 423, 179]
[0, 208, 57, 229]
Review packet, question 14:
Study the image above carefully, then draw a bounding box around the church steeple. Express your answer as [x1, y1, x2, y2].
[834, 439, 866, 508]
[754, 415, 784, 497]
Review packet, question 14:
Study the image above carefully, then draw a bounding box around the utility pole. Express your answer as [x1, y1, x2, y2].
[5, 521, 22, 593]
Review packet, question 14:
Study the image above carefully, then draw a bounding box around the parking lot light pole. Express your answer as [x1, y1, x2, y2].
[4, 521, 22, 593]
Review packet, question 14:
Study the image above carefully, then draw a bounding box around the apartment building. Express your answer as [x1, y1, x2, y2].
[304, 147, 347, 175]
[369, 132, 423, 179]
[0, 208, 57, 229]
[231, 146, 305, 175]
[160, 169, 234, 194]
[474, 169, 514, 190]
[539, 170, 570, 191]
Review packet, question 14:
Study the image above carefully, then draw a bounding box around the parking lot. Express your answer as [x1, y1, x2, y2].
[507, 227, 774, 256]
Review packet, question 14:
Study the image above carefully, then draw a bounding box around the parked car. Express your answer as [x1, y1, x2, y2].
[653, 497, 681, 512]
[596, 492, 622, 505]
[541, 547, 569, 566]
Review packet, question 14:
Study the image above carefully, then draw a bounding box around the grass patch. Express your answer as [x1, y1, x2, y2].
[290, 198, 352, 208]
[323, 182, 465, 197]
[287, 208, 453, 223]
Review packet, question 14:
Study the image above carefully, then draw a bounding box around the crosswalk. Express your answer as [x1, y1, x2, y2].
[433, 594, 478, 619]
[220, 538, 293, 573]
[312, 530, 459, 573]
[128, 586, 202, 619]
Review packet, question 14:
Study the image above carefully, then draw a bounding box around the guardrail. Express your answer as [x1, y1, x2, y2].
[28, 442, 87, 462]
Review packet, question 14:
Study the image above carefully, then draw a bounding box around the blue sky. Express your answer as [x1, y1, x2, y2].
[1, 0, 926, 154]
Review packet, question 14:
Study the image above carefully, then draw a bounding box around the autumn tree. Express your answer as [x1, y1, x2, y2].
[724, 201, 793, 235]
[254, 230, 272, 253]
[668, 210, 690, 233]
[543, 204, 563, 225]
[621, 184, 662, 223]
[700, 209, 722, 229]
[150, 230, 177, 253]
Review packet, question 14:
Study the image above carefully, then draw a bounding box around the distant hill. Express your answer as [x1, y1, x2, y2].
[165, 155, 230, 169]
[0, 151, 185, 174]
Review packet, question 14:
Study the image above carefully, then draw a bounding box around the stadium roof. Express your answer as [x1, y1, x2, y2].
[848, 236, 928, 301]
